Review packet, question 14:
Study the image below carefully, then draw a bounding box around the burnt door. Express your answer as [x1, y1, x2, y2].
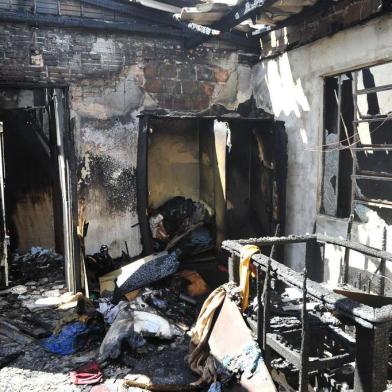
[0, 121, 7, 287]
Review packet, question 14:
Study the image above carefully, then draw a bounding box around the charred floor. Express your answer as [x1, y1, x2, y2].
[1, 1, 392, 392]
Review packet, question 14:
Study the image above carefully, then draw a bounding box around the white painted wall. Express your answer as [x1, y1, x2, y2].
[252, 14, 392, 273]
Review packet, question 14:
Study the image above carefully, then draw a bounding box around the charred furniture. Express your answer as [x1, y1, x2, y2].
[223, 234, 392, 392]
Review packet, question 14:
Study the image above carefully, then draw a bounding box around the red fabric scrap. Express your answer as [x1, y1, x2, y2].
[70, 361, 103, 385]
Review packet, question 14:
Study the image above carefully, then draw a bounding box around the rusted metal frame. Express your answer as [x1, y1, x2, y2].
[266, 332, 354, 372]
[299, 270, 309, 392]
[223, 245, 383, 328]
[228, 233, 392, 264]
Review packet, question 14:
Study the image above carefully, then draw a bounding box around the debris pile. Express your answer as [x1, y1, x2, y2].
[0, 245, 211, 392]
[149, 197, 214, 262]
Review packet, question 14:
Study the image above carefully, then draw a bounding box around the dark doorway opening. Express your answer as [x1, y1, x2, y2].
[0, 87, 79, 291]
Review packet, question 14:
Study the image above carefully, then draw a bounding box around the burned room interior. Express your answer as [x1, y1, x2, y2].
[1, 0, 392, 392]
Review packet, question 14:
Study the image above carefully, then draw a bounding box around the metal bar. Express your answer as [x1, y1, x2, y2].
[356, 83, 392, 95]
[351, 144, 392, 151]
[354, 198, 392, 209]
[379, 226, 387, 296]
[228, 254, 239, 283]
[316, 233, 392, 261]
[357, 170, 392, 178]
[351, 71, 360, 216]
[299, 269, 309, 392]
[353, 117, 392, 123]
[334, 75, 342, 213]
[256, 265, 263, 347]
[353, 174, 392, 181]
[262, 254, 271, 353]
[235, 234, 315, 246]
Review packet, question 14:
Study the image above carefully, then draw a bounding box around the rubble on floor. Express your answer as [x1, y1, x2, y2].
[0, 246, 211, 392]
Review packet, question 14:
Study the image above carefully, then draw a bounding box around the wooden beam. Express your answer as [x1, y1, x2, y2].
[82, 0, 259, 49]
[0, 11, 194, 38]
[251, 0, 336, 37]
[185, 0, 275, 48]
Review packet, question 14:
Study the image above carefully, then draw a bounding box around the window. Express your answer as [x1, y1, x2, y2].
[322, 62, 392, 220]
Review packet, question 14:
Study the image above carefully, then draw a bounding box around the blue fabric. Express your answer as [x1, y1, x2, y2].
[41, 321, 90, 355]
[208, 382, 222, 392]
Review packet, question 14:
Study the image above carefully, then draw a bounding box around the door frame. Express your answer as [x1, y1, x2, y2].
[0, 84, 80, 291]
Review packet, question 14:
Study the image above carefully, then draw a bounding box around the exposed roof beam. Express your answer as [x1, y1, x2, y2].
[0, 11, 194, 38]
[82, 0, 181, 27]
[185, 0, 276, 48]
[250, 0, 336, 37]
[82, 0, 259, 49]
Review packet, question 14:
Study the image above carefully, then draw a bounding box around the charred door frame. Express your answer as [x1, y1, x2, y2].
[136, 113, 287, 257]
[0, 84, 80, 292]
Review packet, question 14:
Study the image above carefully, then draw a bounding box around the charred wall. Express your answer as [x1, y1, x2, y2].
[252, 12, 392, 280]
[0, 22, 255, 257]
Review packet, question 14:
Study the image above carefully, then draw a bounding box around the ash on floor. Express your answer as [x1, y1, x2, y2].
[0, 248, 204, 392]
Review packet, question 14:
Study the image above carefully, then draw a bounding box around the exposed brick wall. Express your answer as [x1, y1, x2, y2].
[0, 22, 256, 257]
[0, 23, 254, 112]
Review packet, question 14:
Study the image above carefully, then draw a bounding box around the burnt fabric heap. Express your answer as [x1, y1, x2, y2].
[149, 196, 213, 260]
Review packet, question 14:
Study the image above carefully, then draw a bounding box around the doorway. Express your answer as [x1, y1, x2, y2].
[0, 87, 79, 291]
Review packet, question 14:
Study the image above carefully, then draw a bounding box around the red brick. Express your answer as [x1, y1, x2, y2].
[144, 78, 162, 93]
[202, 82, 214, 97]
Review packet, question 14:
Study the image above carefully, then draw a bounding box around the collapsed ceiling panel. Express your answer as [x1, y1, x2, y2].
[175, 0, 319, 31]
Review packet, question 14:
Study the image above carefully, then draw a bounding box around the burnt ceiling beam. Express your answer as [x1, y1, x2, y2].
[0, 11, 194, 38]
[250, 0, 337, 37]
[82, 0, 259, 49]
[184, 0, 276, 48]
